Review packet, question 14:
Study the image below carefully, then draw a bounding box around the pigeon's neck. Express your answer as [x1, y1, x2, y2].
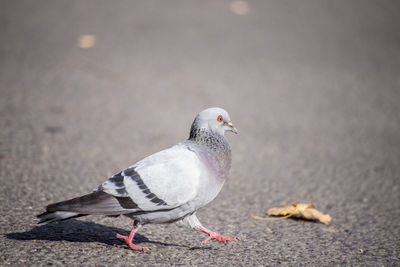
[188, 127, 232, 172]
[189, 127, 227, 150]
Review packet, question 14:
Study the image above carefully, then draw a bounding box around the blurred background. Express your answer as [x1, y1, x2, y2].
[1, 0, 399, 265]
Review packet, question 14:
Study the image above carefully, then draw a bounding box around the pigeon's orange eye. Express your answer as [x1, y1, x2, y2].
[217, 115, 223, 122]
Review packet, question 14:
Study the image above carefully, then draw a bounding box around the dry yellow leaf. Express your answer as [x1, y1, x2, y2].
[230, 1, 250, 15]
[251, 203, 332, 225]
[78, 35, 96, 49]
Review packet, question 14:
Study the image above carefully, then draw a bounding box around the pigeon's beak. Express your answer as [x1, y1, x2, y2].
[226, 122, 238, 134]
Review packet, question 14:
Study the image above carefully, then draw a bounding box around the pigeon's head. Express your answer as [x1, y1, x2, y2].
[192, 107, 238, 136]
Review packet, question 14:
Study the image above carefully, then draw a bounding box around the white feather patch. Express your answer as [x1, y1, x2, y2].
[104, 144, 202, 211]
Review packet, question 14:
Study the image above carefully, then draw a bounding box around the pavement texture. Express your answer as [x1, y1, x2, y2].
[1, 0, 400, 266]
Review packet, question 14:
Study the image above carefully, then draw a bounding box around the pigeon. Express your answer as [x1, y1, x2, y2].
[36, 107, 238, 251]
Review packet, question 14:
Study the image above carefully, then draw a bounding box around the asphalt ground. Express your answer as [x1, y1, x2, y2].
[1, 0, 399, 266]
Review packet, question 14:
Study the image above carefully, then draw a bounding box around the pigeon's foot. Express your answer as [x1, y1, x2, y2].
[116, 233, 149, 251]
[194, 226, 237, 244]
[117, 221, 149, 251]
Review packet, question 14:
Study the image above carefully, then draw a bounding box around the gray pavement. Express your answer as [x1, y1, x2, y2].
[1, 0, 400, 266]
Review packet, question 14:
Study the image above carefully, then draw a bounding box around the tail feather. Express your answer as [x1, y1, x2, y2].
[36, 211, 84, 224]
[36, 190, 138, 224]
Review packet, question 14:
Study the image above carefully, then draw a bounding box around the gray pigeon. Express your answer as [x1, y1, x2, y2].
[36, 107, 238, 250]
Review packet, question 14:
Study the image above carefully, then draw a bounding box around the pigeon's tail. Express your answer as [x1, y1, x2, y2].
[36, 190, 138, 224]
[36, 210, 84, 224]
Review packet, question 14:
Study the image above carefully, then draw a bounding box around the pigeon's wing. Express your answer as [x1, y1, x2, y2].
[100, 143, 202, 211]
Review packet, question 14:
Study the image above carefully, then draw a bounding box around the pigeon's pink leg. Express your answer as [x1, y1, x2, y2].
[116, 221, 149, 251]
[194, 226, 237, 244]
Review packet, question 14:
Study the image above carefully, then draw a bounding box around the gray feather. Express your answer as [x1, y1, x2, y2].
[47, 191, 138, 215]
[36, 191, 139, 224]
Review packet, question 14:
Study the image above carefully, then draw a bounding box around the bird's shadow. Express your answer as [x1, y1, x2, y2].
[5, 219, 213, 251]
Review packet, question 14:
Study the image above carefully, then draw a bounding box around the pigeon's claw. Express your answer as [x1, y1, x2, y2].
[116, 221, 149, 251]
[116, 233, 149, 251]
[194, 226, 237, 244]
[202, 231, 237, 244]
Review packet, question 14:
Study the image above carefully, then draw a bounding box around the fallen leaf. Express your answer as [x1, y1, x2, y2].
[230, 1, 250, 15]
[251, 203, 332, 225]
[78, 35, 96, 49]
